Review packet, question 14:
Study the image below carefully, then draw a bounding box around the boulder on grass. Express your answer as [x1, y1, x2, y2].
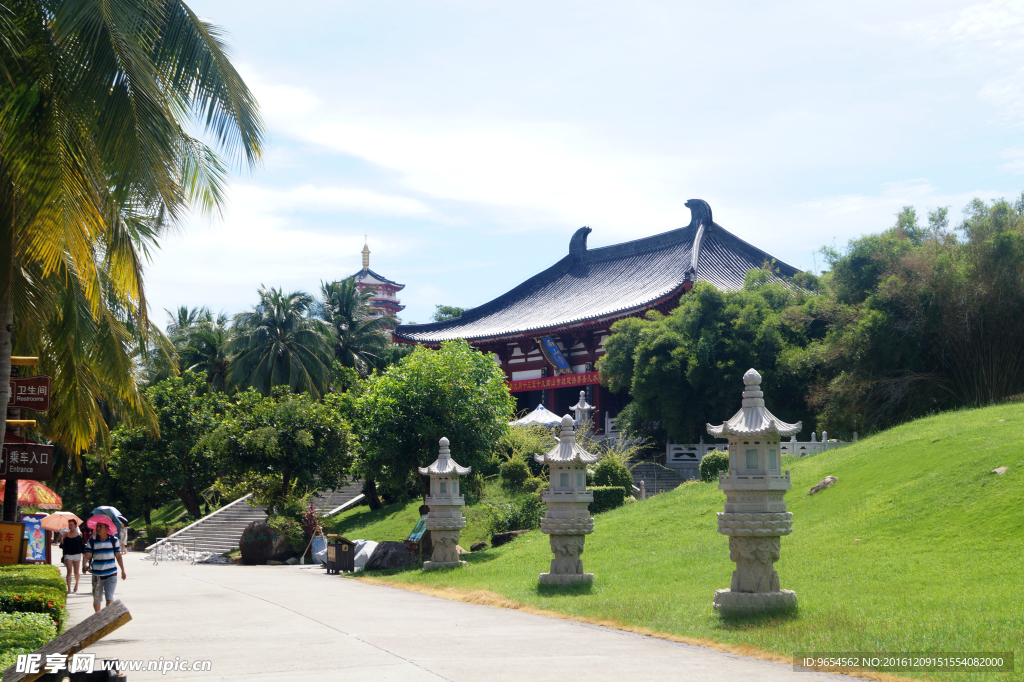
[239, 520, 276, 565]
[809, 476, 838, 496]
[470, 542, 488, 552]
[270, 532, 296, 562]
[991, 466, 1008, 475]
[364, 541, 411, 570]
[491, 529, 530, 547]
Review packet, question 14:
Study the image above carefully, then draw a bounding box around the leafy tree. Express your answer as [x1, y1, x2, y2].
[355, 340, 515, 501]
[109, 372, 229, 518]
[599, 274, 819, 443]
[431, 305, 467, 322]
[178, 309, 233, 392]
[799, 197, 1024, 433]
[315, 279, 394, 377]
[0, 0, 263, 519]
[228, 287, 334, 398]
[206, 389, 354, 513]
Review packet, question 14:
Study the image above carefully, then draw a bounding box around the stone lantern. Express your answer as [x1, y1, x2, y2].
[418, 437, 471, 571]
[569, 390, 595, 427]
[535, 415, 599, 584]
[706, 368, 800, 614]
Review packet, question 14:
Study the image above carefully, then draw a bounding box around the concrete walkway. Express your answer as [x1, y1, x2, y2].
[61, 554, 845, 681]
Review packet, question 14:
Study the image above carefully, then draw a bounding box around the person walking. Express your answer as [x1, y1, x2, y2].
[83, 519, 126, 612]
[59, 520, 84, 593]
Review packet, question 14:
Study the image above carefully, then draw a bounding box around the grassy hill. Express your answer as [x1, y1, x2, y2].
[348, 403, 1024, 681]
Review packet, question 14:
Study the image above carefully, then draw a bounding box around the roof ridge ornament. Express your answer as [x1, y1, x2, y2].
[685, 199, 712, 280]
[570, 226, 592, 263]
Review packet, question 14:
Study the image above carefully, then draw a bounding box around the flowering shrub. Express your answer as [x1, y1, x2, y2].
[0, 565, 66, 630]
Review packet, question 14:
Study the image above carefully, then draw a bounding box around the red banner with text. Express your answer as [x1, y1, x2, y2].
[507, 371, 600, 393]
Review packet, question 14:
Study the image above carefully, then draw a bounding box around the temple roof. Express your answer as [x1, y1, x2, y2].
[535, 415, 600, 465]
[418, 437, 472, 476]
[354, 268, 404, 289]
[393, 199, 799, 344]
[706, 368, 802, 438]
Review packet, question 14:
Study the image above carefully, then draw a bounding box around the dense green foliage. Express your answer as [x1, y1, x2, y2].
[0, 612, 57, 670]
[315, 279, 396, 377]
[110, 372, 229, 518]
[355, 341, 515, 500]
[373, 403, 1024, 682]
[499, 458, 531, 491]
[0, 565, 65, 630]
[593, 459, 633, 490]
[431, 305, 468, 322]
[205, 389, 353, 513]
[482, 495, 545, 535]
[588, 486, 627, 514]
[699, 450, 730, 482]
[600, 273, 818, 442]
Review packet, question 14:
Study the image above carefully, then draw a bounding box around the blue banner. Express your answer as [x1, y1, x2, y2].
[539, 337, 571, 373]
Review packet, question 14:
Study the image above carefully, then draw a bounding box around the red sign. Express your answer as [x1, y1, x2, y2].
[8, 376, 51, 412]
[0, 522, 24, 566]
[507, 371, 600, 393]
[1, 443, 54, 480]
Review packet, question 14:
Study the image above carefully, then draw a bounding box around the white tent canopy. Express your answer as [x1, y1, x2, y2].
[511, 404, 564, 427]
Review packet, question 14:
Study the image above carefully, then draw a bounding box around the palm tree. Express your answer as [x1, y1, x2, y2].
[315, 279, 396, 377]
[228, 287, 335, 398]
[179, 310, 233, 392]
[0, 0, 264, 518]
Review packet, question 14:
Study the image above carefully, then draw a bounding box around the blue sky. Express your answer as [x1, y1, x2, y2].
[148, 0, 1024, 325]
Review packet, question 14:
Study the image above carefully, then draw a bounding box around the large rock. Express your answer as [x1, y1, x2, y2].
[491, 529, 530, 547]
[991, 466, 1008, 475]
[270, 532, 295, 562]
[353, 540, 378, 570]
[364, 541, 412, 570]
[239, 520, 276, 565]
[470, 541, 488, 552]
[809, 476, 837, 496]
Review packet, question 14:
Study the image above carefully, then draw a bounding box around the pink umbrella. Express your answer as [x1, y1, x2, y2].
[85, 515, 118, 532]
[41, 511, 84, 532]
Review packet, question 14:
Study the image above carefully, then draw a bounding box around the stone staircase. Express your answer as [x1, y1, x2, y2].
[629, 461, 685, 497]
[147, 482, 367, 555]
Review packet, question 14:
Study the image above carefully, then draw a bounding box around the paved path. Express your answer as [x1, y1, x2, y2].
[61, 554, 845, 681]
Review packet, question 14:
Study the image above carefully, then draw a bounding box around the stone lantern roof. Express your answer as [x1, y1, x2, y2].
[418, 437, 472, 475]
[706, 368, 802, 438]
[535, 415, 600, 465]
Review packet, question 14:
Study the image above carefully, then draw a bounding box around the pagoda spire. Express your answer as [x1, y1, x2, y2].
[361, 237, 370, 270]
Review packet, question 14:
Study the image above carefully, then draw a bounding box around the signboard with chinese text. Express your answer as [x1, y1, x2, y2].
[538, 337, 572, 375]
[21, 513, 49, 563]
[7, 376, 51, 412]
[1, 443, 55, 480]
[507, 371, 600, 393]
[0, 522, 25, 565]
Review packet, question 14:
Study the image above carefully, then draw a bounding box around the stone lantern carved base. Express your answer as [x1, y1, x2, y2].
[538, 534, 593, 585]
[713, 589, 797, 615]
[425, 529, 464, 567]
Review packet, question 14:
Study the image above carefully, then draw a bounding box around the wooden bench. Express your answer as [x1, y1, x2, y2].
[2, 601, 131, 682]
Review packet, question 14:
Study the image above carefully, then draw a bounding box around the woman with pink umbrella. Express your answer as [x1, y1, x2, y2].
[42, 513, 85, 593]
[83, 515, 127, 612]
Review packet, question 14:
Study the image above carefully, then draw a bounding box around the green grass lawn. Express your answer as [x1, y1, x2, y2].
[351, 403, 1024, 682]
[129, 499, 225, 531]
[324, 483, 534, 548]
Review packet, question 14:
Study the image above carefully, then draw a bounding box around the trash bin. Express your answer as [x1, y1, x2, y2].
[325, 536, 356, 574]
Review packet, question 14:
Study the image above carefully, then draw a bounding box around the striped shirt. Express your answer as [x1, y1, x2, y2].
[87, 536, 120, 577]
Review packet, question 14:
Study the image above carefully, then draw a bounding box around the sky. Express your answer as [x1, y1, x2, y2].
[148, 0, 1024, 326]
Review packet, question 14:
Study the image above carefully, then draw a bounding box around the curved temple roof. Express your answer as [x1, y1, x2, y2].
[394, 199, 800, 344]
[418, 437, 472, 475]
[706, 368, 802, 438]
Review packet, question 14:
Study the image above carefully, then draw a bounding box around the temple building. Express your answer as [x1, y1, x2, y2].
[352, 240, 405, 320]
[392, 200, 800, 432]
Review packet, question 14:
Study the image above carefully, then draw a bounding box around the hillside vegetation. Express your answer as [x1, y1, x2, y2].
[356, 403, 1024, 682]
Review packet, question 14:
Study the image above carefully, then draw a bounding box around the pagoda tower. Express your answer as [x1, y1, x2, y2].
[352, 239, 405, 320]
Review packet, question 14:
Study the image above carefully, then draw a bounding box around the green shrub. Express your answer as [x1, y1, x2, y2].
[522, 477, 546, 494]
[484, 495, 545, 535]
[267, 516, 306, 553]
[499, 458, 530, 492]
[700, 450, 730, 482]
[588, 486, 627, 514]
[593, 459, 633, 489]
[0, 612, 57, 669]
[0, 565, 66, 630]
